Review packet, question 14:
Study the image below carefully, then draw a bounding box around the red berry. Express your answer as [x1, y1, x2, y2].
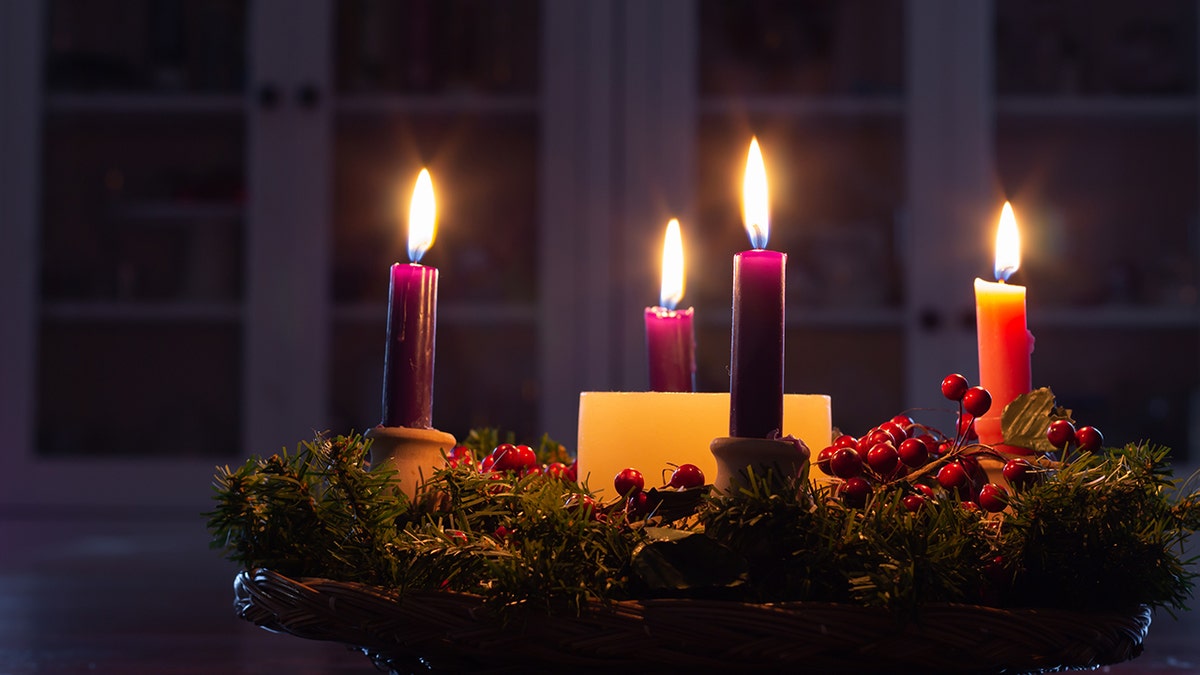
[841, 477, 873, 508]
[984, 554, 1011, 586]
[957, 414, 978, 441]
[516, 445, 538, 469]
[480, 454, 496, 473]
[833, 434, 858, 449]
[1076, 426, 1104, 452]
[490, 443, 528, 472]
[545, 462, 570, 479]
[1002, 458, 1032, 486]
[830, 448, 864, 479]
[816, 446, 837, 475]
[898, 437, 929, 468]
[626, 491, 650, 517]
[941, 373, 970, 401]
[879, 421, 908, 445]
[866, 442, 900, 476]
[446, 454, 474, 469]
[1046, 419, 1076, 449]
[566, 460, 578, 483]
[614, 468, 645, 497]
[565, 494, 601, 520]
[978, 483, 1009, 513]
[448, 445, 473, 461]
[902, 494, 926, 512]
[914, 483, 936, 499]
[936, 440, 953, 457]
[962, 387, 992, 417]
[937, 462, 968, 489]
[668, 463, 705, 489]
[855, 435, 875, 454]
[869, 428, 899, 448]
[890, 414, 915, 431]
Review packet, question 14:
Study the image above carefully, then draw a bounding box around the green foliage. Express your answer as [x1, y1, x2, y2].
[699, 472, 996, 613]
[206, 434, 410, 585]
[1001, 443, 1197, 611]
[1001, 387, 1073, 453]
[208, 432, 642, 615]
[208, 427, 1200, 618]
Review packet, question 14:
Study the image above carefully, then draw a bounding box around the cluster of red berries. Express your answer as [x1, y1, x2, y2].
[446, 443, 578, 482]
[613, 464, 706, 518]
[815, 373, 1065, 514]
[1046, 419, 1104, 453]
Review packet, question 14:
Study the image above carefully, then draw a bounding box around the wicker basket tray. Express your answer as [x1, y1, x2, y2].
[234, 568, 1151, 674]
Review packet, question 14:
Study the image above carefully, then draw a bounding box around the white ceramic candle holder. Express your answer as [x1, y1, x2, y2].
[366, 425, 456, 499]
[709, 436, 807, 493]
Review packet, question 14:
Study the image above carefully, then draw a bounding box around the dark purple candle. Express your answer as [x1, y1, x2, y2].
[730, 249, 785, 437]
[645, 306, 695, 392]
[381, 169, 439, 429]
[382, 262, 437, 428]
[729, 137, 785, 438]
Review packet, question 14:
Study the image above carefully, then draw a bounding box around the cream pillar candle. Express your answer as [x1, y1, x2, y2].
[576, 392, 832, 497]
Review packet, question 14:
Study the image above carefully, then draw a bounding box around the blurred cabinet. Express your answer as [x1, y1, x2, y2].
[993, 0, 1200, 455]
[659, 0, 1200, 453]
[1, 0, 566, 506]
[3, 0, 1197, 507]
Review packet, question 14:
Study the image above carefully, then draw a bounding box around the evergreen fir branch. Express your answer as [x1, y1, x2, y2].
[208, 428, 1200, 618]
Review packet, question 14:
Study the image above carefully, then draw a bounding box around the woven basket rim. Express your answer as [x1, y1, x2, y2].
[235, 567, 1152, 674]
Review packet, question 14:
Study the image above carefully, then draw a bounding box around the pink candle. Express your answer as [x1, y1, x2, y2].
[646, 219, 696, 392]
[730, 139, 786, 438]
[974, 202, 1035, 451]
[382, 170, 440, 429]
[645, 307, 695, 391]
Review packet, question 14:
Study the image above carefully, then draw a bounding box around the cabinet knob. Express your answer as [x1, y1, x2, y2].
[918, 308, 943, 332]
[257, 84, 280, 110]
[296, 84, 321, 109]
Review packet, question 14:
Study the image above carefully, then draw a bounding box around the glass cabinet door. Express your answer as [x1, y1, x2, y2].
[329, 0, 543, 444]
[693, 0, 908, 435]
[37, 0, 248, 461]
[993, 0, 1199, 458]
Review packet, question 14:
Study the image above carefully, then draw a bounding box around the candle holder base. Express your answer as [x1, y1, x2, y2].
[710, 436, 806, 493]
[366, 425, 457, 498]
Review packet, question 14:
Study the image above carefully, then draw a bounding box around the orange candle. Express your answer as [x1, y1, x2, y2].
[974, 202, 1035, 451]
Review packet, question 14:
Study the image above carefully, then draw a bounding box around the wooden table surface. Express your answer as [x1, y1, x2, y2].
[2, 508, 1197, 674]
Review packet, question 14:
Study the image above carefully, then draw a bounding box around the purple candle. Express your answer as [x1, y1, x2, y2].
[729, 138, 785, 438]
[381, 170, 440, 429]
[645, 307, 695, 391]
[645, 219, 696, 392]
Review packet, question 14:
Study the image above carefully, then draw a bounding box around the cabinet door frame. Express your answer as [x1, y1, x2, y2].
[0, 1, 332, 509]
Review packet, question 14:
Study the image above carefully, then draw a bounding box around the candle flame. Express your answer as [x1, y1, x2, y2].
[994, 201, 1020, 281]
[408, 169, 437, 263]
[660, 218, 685, 309]
[742, 137, 769, 249]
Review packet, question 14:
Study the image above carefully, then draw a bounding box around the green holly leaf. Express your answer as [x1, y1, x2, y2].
[631, 529, 747, 597]
[1001, 387, 1073, 453]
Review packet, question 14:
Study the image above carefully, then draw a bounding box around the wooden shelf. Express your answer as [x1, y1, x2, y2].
[996, 96, 1198, 118]
[336, 94, 538, 116]
[41, 302, 243, 322]
[1030, 306, 1200, 329]
[44, 93, 244, 115]
[108, 201, 243, 223]
[333, 302, 538, 324]
[696, 306, 904, 329]
[699, 95, 904, 117]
